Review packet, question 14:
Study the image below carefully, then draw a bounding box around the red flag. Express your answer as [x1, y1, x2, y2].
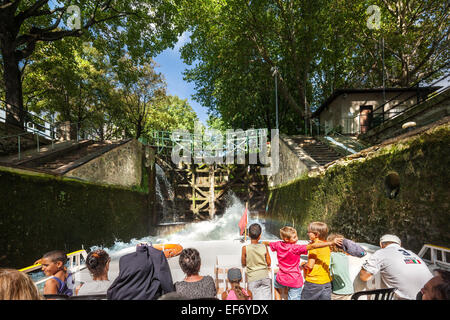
[238, 205, 248, 235]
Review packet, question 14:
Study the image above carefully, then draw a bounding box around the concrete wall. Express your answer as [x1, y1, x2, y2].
[267, 135, 319, 188]
[64, 139, 143, 188]
[0, 165, 150, 268]
[264, 123, 450, 253]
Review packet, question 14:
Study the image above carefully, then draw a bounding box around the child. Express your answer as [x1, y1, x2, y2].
[301, 221, 333, 300]
[40, 250, 74, 296]
[221, 268, 252, 300]
[75, 249, 111, 296]
[263, 226, 339, 300]
[327, 233, 354, 300]
[241, 223, 271, 300]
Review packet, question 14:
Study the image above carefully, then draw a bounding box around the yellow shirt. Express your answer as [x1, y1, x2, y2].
[305, 240, 332, 284]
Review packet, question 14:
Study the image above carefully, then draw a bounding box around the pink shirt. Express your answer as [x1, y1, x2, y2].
[270, 241, 308, 288]
[226, 288, 250, 300]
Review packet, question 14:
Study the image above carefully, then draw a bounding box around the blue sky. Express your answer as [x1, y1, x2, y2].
[153, 32, 209, 126]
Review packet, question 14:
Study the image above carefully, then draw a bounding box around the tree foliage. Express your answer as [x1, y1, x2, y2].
[177, 0, 449, 134]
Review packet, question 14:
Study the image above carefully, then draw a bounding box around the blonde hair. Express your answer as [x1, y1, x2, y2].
[280, 226, 297, 240]
[0, 269, 42, 300]
[327, 233, 345, 253]
[307, 222, 329, 240]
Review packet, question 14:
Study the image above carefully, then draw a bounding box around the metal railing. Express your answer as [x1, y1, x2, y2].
[418, 244, 450, 271]
[19, 249, 88, 292]
[0, 101, 113, 160]
[140, 129, 269, 156]
[370, 65, 449, 129]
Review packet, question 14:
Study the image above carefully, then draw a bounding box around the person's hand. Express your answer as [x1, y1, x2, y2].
[334, 238, 344, 246]
[261, 241, 270, 246]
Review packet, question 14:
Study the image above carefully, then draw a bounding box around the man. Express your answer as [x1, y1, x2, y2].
[359, 234, 433, 300]
[419, 269, 450, 300]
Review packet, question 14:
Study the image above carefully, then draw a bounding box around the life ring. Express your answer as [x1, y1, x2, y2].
[153, 244, 183, 258]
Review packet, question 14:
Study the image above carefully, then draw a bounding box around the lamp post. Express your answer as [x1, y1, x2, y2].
[271, 66, 279, 130]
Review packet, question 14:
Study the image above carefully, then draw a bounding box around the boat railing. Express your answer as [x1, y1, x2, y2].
[20, 249, 88, 287]
[418, 244, 450, 271]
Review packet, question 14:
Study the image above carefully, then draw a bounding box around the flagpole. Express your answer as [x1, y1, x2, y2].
[245, 201, 248, 242]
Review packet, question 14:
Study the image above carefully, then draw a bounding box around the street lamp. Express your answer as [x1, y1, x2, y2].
[271, 66, 279, 130]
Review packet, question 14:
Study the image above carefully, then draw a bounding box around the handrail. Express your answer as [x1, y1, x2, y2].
[20, 249, 88, 288]
[418, 244, 450, 271]
[370, 69, 449, 128]
[141, 129, 268, 156]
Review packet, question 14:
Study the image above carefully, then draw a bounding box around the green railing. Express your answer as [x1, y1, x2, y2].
[139, 129, 269, 156]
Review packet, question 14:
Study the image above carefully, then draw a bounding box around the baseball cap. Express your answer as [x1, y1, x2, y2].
[227, 268, 242, 282]
[380, 234, 401, 245]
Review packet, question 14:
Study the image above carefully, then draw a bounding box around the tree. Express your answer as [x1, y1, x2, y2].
[0, 0, 181, 128]
[115, 58, 167, 139]
[177, 0, 449, 133]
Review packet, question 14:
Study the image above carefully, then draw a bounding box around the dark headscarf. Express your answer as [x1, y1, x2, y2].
[107, 244, 175, 300]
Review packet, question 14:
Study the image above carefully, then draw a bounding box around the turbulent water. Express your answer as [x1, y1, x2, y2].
[93, 193, 278, 259]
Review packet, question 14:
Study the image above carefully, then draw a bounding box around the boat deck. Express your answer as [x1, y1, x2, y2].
[73, 239, 383, 299]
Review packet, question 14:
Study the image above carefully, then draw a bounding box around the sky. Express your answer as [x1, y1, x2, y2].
[153, 32, 209, 126]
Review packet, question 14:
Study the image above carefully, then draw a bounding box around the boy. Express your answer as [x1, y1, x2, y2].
[301, 222, 332, 300]
[241, 223, 272, 300]
[40, 250, 74, 296]
[263, 226, 340, 300]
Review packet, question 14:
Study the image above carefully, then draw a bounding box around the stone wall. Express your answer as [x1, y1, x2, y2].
[0, 165, 150, 268]
[64, 139, 143, 188]
[265, 122, 450, 253]
[268, 135, 319, 188]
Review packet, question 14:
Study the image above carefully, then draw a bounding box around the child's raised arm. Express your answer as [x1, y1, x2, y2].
[306, 237, 343, 250]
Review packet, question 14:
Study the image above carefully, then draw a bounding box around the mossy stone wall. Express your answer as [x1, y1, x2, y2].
[0, 167, 150, 268]
[266, 124, 450, 252]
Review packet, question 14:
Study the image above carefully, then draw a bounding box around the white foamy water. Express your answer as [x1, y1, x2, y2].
[92, 193, 278, 259]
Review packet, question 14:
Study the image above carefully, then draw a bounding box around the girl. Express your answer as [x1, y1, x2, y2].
[222, 268, 252, 300]
[76, 249, 111, 296]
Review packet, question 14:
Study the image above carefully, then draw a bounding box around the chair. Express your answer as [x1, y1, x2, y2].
[214, 255, 247, 299]
[351, 288, 397, 300]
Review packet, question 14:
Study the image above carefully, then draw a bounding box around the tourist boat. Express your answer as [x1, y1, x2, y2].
[20, 240, 449, 300]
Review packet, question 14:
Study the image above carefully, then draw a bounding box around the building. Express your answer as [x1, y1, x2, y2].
[311, 87, 440, 135]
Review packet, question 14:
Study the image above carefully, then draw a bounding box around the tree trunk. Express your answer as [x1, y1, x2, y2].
[1, 41, 24, 129]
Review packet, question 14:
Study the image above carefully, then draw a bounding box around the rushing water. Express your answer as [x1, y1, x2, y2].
[92, 192, 278, 259]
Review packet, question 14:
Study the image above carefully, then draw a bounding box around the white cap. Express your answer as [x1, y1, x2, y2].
[380, 234, 401, 245]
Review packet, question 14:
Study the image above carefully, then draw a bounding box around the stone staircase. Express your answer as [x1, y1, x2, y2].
[3, 140, 127, 175]
[283, 135, 343, 166]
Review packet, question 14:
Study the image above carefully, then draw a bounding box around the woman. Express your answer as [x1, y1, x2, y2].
[0, 268, 42, 300]
[175, 248, 217, 299]
[76, 249, 111, 296]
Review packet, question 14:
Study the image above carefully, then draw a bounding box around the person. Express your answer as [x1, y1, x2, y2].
[174, 248, 217, 299]
[0, 268, 42, 300]
[107, 243, 175, 300]
[39, 250, 74, 297]
[75, 249, 111, 296]
[301, 222, 333, 300]
[263, 225, 339, 300]
[359, 234, 433, 300]
[327, 233, 354, 300]
[241, 223, 272, 300]
[221, 268, 252, 300]
[418, 269, 450, 300]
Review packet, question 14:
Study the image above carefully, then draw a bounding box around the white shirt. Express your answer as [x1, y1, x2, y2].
[362, 243, 432, 299]
[77, 280, 111, 296]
